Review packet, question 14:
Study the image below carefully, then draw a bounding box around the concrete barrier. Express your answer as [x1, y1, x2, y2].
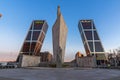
[20, 55, 40, 67]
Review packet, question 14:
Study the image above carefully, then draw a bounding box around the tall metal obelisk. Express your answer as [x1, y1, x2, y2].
[52, 6, 68, 67]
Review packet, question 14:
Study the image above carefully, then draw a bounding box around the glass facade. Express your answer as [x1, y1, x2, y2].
[94, 31, 99, 40]
[22, 42, 30, 52]
[95, 42, 104, 52]
[81, 33, 85, 43]
[26, 31, 31, 40]
[33, 21, 44, 30]
[78, 22, 82, 33]
[19, 20, 48, 56]
[81, 21, 92, 29]
[78, 20, 105, 57]
[85, 31, 93, 40]
[32, 31, 40, 40]
[88, 42, 94, 52]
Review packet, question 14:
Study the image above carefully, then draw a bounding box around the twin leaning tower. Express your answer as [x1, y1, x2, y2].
[17, 6, 106, 67]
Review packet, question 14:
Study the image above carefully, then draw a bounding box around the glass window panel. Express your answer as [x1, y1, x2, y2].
[30, 42, 36, 52]
[88, 42, 94, 52]
[33, 21, 44, 30]
[82, 22, 92, 29]
[32, 31, 40, 40]
[22, 42, 30, 52]
[30, 24, 33, 30]
[84, 31, 93, 40]
[26, 31, 31, 40]
[94, 31, 99, 40]
[81, 33, 85, 42]
[78, 22, 82, 33]
[95, 42, 104, 52]
[93, 23, 96, 29]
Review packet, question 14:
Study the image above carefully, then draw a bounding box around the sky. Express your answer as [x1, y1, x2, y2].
[0, 0, 120, 62]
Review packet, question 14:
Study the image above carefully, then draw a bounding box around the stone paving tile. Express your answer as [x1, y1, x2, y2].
[0, 68, 120, 80]
[0, 77, 23, 80]
[104, 76, 120, 80]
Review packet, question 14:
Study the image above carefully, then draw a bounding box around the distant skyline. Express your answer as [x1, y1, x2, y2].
[0, 0, 120, 62]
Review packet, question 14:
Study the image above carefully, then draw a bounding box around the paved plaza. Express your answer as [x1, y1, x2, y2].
[0, 68, 120, 80]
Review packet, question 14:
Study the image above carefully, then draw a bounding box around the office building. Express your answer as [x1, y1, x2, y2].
[78, 20, 106, 65]
[20, 20, 48, 56]
[17, 20, 48, 64]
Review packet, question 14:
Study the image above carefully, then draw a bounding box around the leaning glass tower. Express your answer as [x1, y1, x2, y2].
[78, 20, 106, 65]
[17, 20, 48, 62]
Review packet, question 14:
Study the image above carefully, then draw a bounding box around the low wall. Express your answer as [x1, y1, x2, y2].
[20, 55, 40, 67]
[76, 56, 96, 67]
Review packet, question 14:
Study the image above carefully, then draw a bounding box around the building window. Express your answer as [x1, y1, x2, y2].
[26, 31, 31, 40]
[82, 22, 92, 29]
[84, 31, 93, 40]
[30, 42, 36, 52]
[33, 21, 43, 30]
[88, 42, 94, 52]
[95, 42, 104, 52]
[30, 24, 33, 30]
[81, 33, 85, 42]
[32, 31, 40, 40]
[93, 23, 96, 29]
[78, 22, 82, 33]
[94, 31, 99, 40]
[22, 42, 30, 52]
